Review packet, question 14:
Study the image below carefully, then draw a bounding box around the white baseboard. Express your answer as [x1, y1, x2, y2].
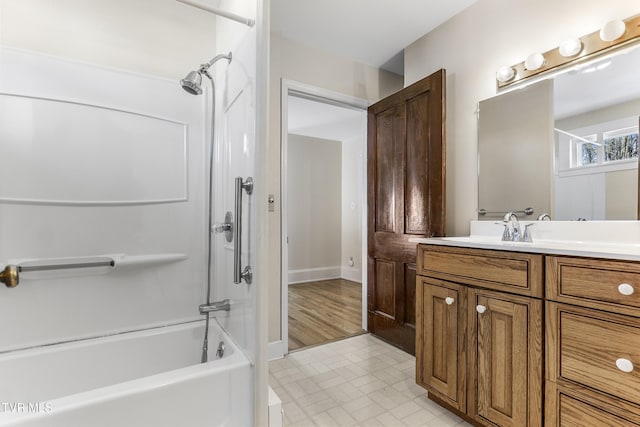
[288, 266, 341, 285]
[268, 340, 285, 361]
[341, 266, 362, 283]
[268, 386, 283, 427]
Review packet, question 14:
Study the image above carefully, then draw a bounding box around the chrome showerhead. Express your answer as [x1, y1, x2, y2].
[181, 70, 203, 95]
[180, 52, 232, 95]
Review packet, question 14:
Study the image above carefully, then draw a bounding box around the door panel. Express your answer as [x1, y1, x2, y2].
[469, 289, 543, 427]
[375, 109, 399, 233]
[405, 93, 431, 234]
[477, 297, 526, 425]
[477, 296, 526, 426]
[374, 259, 396, 317]
[416, 277, 466, 412]
[367, 69, 445, 354]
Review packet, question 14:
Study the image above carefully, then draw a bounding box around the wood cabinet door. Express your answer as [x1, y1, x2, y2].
[367, 70, 446, 355]
[468, 289, 543, 427]
[416, 277, 466, 412]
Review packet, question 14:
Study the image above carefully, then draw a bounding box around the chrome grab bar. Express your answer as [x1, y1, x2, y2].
[234, 176, 253, 284]
[0, 259, 115, 288]
[478, 207, 534, 217]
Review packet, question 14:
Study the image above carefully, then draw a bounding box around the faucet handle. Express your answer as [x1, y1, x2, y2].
[503, 211, 518, 222]
[512, 226, 521, 242]
[496, 221, 512, 241]
[523, 223, 535, 243]
[213, 211, 233, 243]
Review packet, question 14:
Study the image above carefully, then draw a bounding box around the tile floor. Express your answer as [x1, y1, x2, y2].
[269, 334, 472, 427]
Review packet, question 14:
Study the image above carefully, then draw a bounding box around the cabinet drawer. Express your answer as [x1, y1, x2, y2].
[547, 256, 640, 316]
[417, 244, 543, 297]
[558, 391, 639, 426]
[558, 395, 637, 427]
[546, 381, 640, 426]
[547, 303, 640, 407]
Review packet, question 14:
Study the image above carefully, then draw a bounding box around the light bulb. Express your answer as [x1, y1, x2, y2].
[496, 66, 515, 83]
[524, 53, 545, 71]
[559, 39, 582, 57]
[600, 20, 626, 42]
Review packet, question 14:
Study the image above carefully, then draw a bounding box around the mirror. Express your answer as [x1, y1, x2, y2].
[478, 45, 640, 221]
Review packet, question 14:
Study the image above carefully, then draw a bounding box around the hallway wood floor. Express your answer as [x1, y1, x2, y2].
[288, 278, 365, 351]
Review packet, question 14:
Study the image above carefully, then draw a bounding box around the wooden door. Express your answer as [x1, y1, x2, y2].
[468, 289, 543, 427]
[416, 277, 466, 412]
[367, 70, 446, 354]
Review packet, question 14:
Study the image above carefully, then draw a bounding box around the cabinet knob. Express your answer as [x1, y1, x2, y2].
[616, 358, 634, 373]
[445, 297, 455, 305]
[476, 305, 487, 314]
[618, 283, 635, 296]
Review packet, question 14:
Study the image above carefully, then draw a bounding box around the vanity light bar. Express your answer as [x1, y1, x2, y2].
[497, 14, 640, 89]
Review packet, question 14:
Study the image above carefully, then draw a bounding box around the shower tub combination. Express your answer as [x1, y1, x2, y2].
[0, 321, 250, 427]
[0, 1, 260, 426]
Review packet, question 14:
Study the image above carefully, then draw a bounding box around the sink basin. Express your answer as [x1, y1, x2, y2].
[411, 236, 640, 262]
[438, 236, 533, 246]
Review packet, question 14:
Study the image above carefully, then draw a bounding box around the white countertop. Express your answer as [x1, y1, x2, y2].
[410, 221, 640, 262]
[411, 236, 640, 261]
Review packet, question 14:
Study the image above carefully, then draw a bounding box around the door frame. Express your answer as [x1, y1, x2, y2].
[280, 79, 369, 355]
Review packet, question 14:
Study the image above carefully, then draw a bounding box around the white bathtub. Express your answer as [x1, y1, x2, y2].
[0, 321, 251, 427]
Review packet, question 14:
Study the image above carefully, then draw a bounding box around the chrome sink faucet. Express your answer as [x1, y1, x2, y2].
[500, 212, 535, 242]
[503, 212, 521, 242]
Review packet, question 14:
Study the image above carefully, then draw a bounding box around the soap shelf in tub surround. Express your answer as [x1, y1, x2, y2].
[0, 253, 187, 287]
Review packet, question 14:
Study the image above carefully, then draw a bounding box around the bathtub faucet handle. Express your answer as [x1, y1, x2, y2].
[212, 211, 233, 243]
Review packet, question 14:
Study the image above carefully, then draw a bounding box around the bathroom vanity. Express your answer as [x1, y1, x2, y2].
[414, 222, 640, 426]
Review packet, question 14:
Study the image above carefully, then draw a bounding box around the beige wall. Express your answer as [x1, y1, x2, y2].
[0, 0, 217, 79]
[478, 80, 553, 220]
[268, 33, 403, 341]
[607, 169, 638, 220]
[287, 134, 342, 272]
[287, 134, 363, 284]
[404, 0, 639, 236]
[341, 135, 364, 283]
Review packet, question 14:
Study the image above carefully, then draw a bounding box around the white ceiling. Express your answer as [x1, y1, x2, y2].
[287, 95, 366, 141]
[276, 1, 478, 134]
[271, 0, 478, 75]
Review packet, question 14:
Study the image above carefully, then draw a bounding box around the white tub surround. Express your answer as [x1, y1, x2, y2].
[0, 0, 265, 423]
[0, 48, 208, 353]
[0, 46, 254, 425]
[0, 321, 250, 427]
[411, 220, 640, 261]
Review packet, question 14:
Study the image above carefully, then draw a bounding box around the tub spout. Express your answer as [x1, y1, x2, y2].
[199, 299, 230, 314]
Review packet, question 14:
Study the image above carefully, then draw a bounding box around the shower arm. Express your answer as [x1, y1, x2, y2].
[198, 53, 232, 74]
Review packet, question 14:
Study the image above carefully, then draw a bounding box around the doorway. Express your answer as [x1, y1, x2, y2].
[281, 80, 368, 353]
